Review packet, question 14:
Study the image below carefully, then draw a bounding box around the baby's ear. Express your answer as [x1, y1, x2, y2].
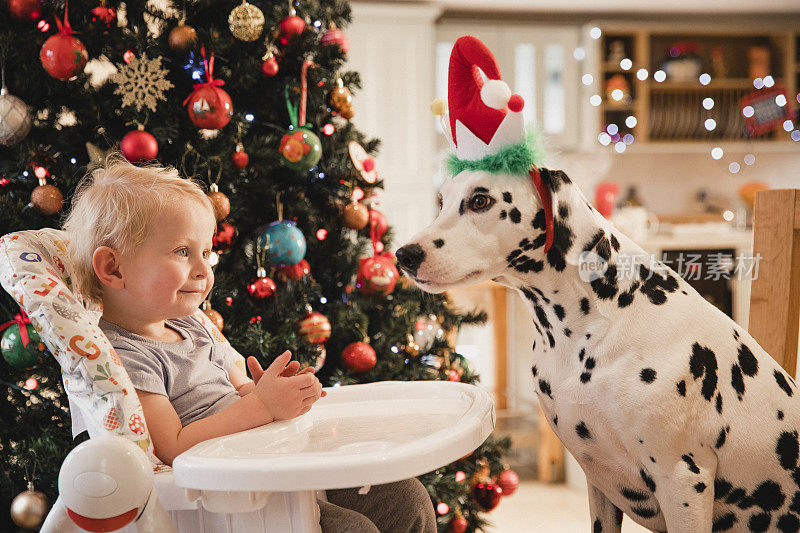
[92, 246, 125, 290]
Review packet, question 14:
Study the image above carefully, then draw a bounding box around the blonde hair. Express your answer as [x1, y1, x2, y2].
[63, 153, 215, 303]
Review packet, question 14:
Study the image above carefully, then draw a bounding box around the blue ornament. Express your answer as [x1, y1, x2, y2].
[259, 220, 306, 265]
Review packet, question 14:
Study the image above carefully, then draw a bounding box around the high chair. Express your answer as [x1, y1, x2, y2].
[0, 228, 495, 533]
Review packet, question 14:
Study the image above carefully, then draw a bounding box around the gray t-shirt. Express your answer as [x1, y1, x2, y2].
[99, 315, 242, 427]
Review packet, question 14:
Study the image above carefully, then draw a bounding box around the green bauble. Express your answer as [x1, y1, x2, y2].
[279, 127, 322, 171]
[1, 324, 50, 368]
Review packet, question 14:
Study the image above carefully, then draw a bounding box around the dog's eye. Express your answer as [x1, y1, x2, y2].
[437, 194, 443, 210]
[469, 194, 494, 212]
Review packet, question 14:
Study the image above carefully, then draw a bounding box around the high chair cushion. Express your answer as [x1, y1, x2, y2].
[0, 228, 157, 460]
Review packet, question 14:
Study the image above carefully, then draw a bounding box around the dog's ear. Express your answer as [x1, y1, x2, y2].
[538, 168, 572, 194]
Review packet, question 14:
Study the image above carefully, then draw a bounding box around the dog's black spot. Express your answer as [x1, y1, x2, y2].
[558, 202, 570, 220]
[690, 343, 719, 402]
[579, 347, 586, 362]
[620, 487, 650, 501]
[650, 456, 656, 463]
[580, 297, 590, 315]
[716, 392, 724, 413]
[695, 482, 707, 493]
[586, 333, 592, 339]
[532, 209, 546, 230]
[509, 208, 521, 224]
[640, 469, 656, 492]
[503, 191, 512, 203]
[595, 237, 612, 262]
[712, 512, 737, 531]
[580, 372, 592, 383]
[677, 380, 687, 396]
[539, 168, 572, 192]
[726, 488, 746, 505]
[531, 364, 538, 377]
[534, 305, 552, 330]
[734, 329, 741, 340]
[776, 370, 794, 397]
[499, 210, 507, 220]
[750, 513, 771, 532]
[576, 421, 592, 439]
[716, 428, 727, 449]
[585, 357, 596, 370]
[584, 230, 606, 253]
[591, 264, 619, 300]
[738, 344, 758, 377]
[716, 479, 732, 499]
[779, 410, 785, 420]
[532, 340, 536, 351]
[682, 454, 701, 474]
[546, 218, 575, 272]
[777, 432, 800, 470]
[593, 519, 602, 533]
[618, 288, 636, 308]
[682, 290, 688, 295]
[640, 368, 657, 383]
[564, 328, 572, 337]
[731, 364, 745, 399]
[776, 514, 800, 533]
[630, 506, 657, 519]
[553, 416, 558, 426]
[508, 252, 544, 273]
[433, 239, 445, 249]
[553, 304, 565, 321]
[615, 507, 623, 525]
[752, 481, 786, 512]
[547, 331, 555, 348]
[610, 234, 620, 251]
[539, 379, 552, 398]
[638, 265, 680, 305]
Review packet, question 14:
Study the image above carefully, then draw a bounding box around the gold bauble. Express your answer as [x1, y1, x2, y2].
[341, 201, 369, 230]
[31, 182, 63, 215]
[328, 80, 354, 120]
[203, 307, 224, 331]
[207, 190, 230, 222]
[228, 1, 265, 42]
[168, 24, 198, 52]
[10, 486, 49, 530]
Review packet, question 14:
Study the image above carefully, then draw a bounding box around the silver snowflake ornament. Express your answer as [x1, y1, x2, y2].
[110, 54, 174, 112]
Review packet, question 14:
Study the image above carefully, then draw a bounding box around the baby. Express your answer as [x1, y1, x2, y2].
[63, 155, 435, 533]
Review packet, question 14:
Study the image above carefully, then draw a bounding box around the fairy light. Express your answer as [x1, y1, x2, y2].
[589, 95, 602, 106]
[744, 154, 756, 165]
[620, 58, 632, 71]
[123, 50, 135, 63]
[611, 89, 624, 101]
[598, 132, 611, 146]
[24, 378, 38, 390]
[776, 94, 788, 107]
[704, 119, 717, 131]
[37, 20, 49, 32]
[792, 130, 800, 142]
[753, 78, 764, 89]
[636, 68, 648, 81]
[742, 106, 754, 118]
[436, 503, 450, 515]
[784, 120, 794, 132]
[245, 114, 254, 122]
[573, 47, 585, 61]
[316, 228, 328, 240]
[225, 297, 233, 306]
[625, 116, 637, 128]
[763, 75, 775, 88]
[711, 147, 724, 160]
[322, 123, 335, 135]
[729, 162, 740, 174]
[614, 142, 626, 153]
[699, 73, 711, 86]
[654, 70, 666, 82]
[589, 27, 602, 39]
[623, 133, 634, 145]
[702, 98, 714, 110]
[582, 74, 593, 85]
[391, 346, 399, 353]
[352, 188, 365, 201]
[34, 166, 47, 179]
[606, 124, 618, 135]
[455, 471, 467, 483]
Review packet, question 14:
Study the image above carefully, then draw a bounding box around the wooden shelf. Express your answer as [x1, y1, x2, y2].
[648, 79, 765, 91]
[601, 102, 636, 111]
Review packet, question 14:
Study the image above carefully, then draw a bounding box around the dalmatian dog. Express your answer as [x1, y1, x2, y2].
[396, 167, 800, 533]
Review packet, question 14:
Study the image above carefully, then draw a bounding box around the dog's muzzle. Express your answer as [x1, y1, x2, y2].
[395, 244, 426, 277]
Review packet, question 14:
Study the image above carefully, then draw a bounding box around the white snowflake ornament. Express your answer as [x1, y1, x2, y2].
[110, 54, 173, 112]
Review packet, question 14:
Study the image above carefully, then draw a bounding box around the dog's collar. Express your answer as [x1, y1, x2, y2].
[530, 166, 554, 253]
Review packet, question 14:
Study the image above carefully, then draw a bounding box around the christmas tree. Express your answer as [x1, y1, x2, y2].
[0, 0, 513, 530]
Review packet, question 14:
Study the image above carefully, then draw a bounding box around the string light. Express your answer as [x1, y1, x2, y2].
[711, 147, 724, 160]
[24, 378, 38, 390]
[744, 154, 756, 165]
[322, 123, 335, 135]
[573, 47, 585, 61]
[34, 166, 48, 179]
[653, 70, 666, 82]
[636, 69, 648, 81]
[589, 95, 602, 106]
[245, 114, 254, 122]
[581, 74, 593, 85]
[37, 20, 49, 32]
[763, 75, 775, 88]
[702, 98, 714, 110]
[728, 162, 740, 174]
[742, 106, 754, 118]
[625, 116, 637, 128]
[589, 27, 602, 39]
[123, 50, 135, 63]
[783, 120, 794, 132]
[316, 229, 328, 240]
[619, 58, 632, 70]
[320, 297, 327, 304]
[704, 119, 716, 131]
[352, 188, 364, 201]
[776, 94, 788, 107]
[226, 297, 233, 306]
[455, 471, 467, 482]
[698, 73, 711, 86]
[436, 502, 449, 515]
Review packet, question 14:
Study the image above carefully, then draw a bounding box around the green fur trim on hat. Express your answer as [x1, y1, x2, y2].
[445, 127, 546, 177]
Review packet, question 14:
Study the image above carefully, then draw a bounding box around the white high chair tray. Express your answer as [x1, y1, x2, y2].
[173, 381, 494, 492]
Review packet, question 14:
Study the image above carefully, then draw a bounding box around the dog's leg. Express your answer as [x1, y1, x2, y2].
[654, 456, 716, 533]
[588, 483, 623, 533]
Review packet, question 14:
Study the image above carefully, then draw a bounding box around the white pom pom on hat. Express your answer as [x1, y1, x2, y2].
[480, 79, 512, 110]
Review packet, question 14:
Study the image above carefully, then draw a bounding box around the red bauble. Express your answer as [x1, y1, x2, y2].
[8, 0, 41, 19]
[472, 482, 503, 511]
[213, 222, 236, 251]
[279, 15, 305, 40]
[368, 209, 388, 239]
[356, 254, 399, 296]
[273, 259, 310, 282]
[185, 85, 233, 129]
[321, 27, 349, 53]
[91, 5, 117, 24]
[448, 369, 461, 382]
[232, 149, 249, 169]
[261, 57, 279, 77]
[247, 273, 276, 299]
[40, 32, 88, 80]
[120, 129, 158, 162]
[497, 469, 519, 496]
[449, 516, 468, 533]
[342, 342, 376, 373]
[297, 311, 331, 344]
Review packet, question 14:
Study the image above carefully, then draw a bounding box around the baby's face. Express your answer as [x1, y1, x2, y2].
[121, 200, 217, 320]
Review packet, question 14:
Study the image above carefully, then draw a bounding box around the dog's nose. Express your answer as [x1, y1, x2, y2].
[396, 244, 425, 276]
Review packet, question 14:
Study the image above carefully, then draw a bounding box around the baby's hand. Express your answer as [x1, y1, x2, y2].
[250, 351, 324, 421]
